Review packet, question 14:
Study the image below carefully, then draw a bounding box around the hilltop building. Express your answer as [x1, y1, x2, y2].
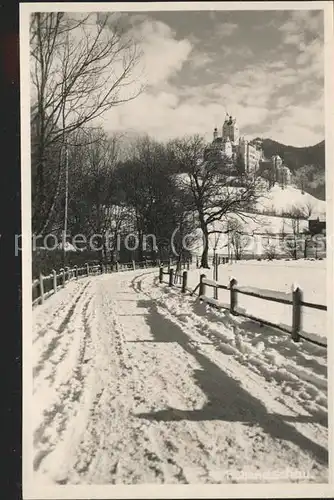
[259, 154, 292, 188]
[205, 114, 262, 174]
[204, 113, 293, 185]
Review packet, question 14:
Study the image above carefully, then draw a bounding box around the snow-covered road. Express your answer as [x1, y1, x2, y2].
[32, 269, 328, 485]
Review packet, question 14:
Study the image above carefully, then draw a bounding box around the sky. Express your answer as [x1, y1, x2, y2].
[97, 8, 324, 147]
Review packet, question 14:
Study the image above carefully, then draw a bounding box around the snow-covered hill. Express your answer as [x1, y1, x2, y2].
[255, 185, 326, 216]
[174, 174, 326, 217]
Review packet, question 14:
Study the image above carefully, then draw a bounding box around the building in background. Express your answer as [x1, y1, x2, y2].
[205, 114, 292, 184]
[206, 114, 262, 174]
[308, 213, 326, 235]
[210, 127, 233, 159]
[258, 154, 292, 188]
[238, 137, 262, 174]
[222, 114, 239, 144]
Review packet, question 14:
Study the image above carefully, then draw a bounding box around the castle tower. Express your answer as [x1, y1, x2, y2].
[231, 117, 239, 144]
[222, 114, 230, 141]
[222, 114, 239, 145]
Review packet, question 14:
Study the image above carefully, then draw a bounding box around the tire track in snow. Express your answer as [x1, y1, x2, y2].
[107, 303, 183, 483]
[78, 272, 190, 484]
[33, 285, 95, 476]
[33, 280, 90, 344]
[110, 274, 174, 483]
[33, 281, 91, 389]
[65, 280, 149, 484]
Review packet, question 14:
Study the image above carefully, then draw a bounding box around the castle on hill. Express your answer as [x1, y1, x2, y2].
[204, 113, 292, 187]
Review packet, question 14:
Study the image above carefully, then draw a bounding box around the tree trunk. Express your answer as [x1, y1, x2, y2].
[200, 224, 210, 268]
[138, 230, 145, 262]
[293, 238, 298, 260]
[304, 236, 308, 258]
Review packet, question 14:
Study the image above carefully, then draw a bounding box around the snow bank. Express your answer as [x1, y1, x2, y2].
[143, 272, 327, 431]
[173, 259, 326, 339]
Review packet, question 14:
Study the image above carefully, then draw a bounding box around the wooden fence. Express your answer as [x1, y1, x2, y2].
[158, 265, 327, 348]
[32, 258, 178, 307]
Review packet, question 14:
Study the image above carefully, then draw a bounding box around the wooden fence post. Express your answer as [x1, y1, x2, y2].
[86, 263, 89, 276]
[132, 260, 136, 270]
[39, 273, 44, 304]
[182, 271, 188, 293]
[53, 269, 57, 293]
[214, 256, 218, 300]
[116, 261, 119, 272]
[199, 274, 206, 297]
[187, 260, 190, 270]
[60, 268, 65, 287]
[74, 265, 78, 279]
[65, 266, 69, 283]
[159, 266, 164, 283]
[169, 268, 174, 287]
[292, 286, 302, 342]
[230, 278, 238, 315]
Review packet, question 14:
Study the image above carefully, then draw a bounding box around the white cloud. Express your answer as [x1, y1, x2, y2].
[129, 20, 192, 86]
[101, 87, 268, 143]
[266, 125, 323, 147]
[296, 38, 324, 80]
[279, 10, 323, 44]
[190, 51, 213, 69]
[264, 96, 324, 146]
[94, 14, 324, 148]
[98, 18, 193, 132]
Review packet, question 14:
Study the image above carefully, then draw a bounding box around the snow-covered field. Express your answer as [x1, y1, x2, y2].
[29, 264, 328, 486]
[184, 259, 327, 342]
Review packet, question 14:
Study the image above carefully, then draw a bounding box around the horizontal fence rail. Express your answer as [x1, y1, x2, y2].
[32, 258, 182, 307]
[158, 265, 327, 349]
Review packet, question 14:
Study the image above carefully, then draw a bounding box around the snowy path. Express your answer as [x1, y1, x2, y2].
[32, 269, 328, 485]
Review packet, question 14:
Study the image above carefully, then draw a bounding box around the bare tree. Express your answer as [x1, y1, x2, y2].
[30, 12, 142, 235]
[302, 199, 316, 219]
[293, 165, 313, 194]
[62, 127, 126, 263]
[301, 228, 313, 259]
[263, 243, 279, 260]
[282, 206, 305, 259]
[225, 217, 249, 261]
[170, 135, 265, 268]
[117, 135, 187, 262]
